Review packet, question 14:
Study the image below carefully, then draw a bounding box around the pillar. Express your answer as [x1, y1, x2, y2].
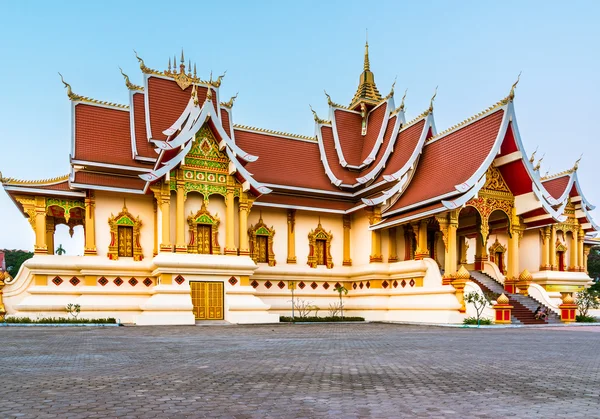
[34, 196, 47, 254]
[46, 217, 55, 255]
[153, 199, 158, 256]
[238, 194, 250, 256]
[549, 226, 557, 270]
[343, 215, 352, 266]
[160, 192, 172, 252]
[224, 184, 237, 255]
[287, 209, 296, 264]
[540, 226, 550, 271]
[369, 207, 382, 263]
[459, 236, 469, 264]
[569, 229, 578, 271]
[578, 228, 585, 272]
[84, 193, 97, 255]
[414, 219, 429, 260]
[175, 183, 187, 253]
[583, 246, 591, 274]
[388, 226, 397, 263]
[447, 211, 459, 276]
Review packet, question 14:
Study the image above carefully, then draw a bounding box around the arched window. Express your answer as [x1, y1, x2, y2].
[307, 221, 333, 269]
[248, 216, 276, 266]
[187, 203, 221, 255]
[108, 203, 143, 261]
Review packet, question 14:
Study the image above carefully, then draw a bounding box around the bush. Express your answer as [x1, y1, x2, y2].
[463, 316, 493, 325]
[5, 316, 117, 324]
[280, 316, 364, 323]
[576, 315, 597, 323]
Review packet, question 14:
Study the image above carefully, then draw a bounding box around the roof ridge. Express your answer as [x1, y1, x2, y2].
[541, 169, 574, 181]
[425, 98, 506, 145]
[77, 96, 129, 109]
[1, 174, 70, 186]
[401, 109, 429, 128]
[233, 124, 316, 141]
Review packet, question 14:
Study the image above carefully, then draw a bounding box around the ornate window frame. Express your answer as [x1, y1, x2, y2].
[488, 238, 507, 274]
[307, 222, 333, 269]
[248, 216, 276, 266]
[187, 204, 221, 254]
[108, 204, 143, 261]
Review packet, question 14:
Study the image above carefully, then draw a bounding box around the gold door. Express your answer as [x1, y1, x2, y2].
[118, 226, 133, 257]
[257, 236, 268, 263]
[190, 282, 223, 320]
[197, 225, 212, 254]
[316, 239, 326, 265]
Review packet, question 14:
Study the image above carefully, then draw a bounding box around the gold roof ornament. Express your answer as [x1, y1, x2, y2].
[455, 265, 471, 280]
[533, 154, 545, 171]
[518, 269, 533, 281]
[427, 86, 438, 114]
[119, 67, 143, 91]
[562, 293, 575, 304]
[349, 39, 383, 109]
[221, 92, 238, 109]
[508, 71, 521, 101]
[210, 71, 227, 88]
[134, 50, 151, 73]
[191, 84, 199, 106]
[324, 90, 344, 108]
[496, 293, 510, 305]
[529, 146, 538, 163]
[309, 105, 328, 124]
[385, 77, 397, 100]
[206, 85, 213, 101]
[393, 89, 408, 113]
[570, 154, 583, 172]
[58, 73, 83, 101]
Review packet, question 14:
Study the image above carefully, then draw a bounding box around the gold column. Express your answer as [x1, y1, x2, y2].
[224, 183, 237, 255]
[550, 225, 557, 270]
[583, 245, 591, 274]
[238, 193, 250, 256]
[369, 207, 382, 263]
[388, 227, 398, 263]
[540, 227, 550, 270]
[153, 199, 158, 256]
[287, 209, 296, 263]
[414, 219, 429, 260]
[160, 189, 172, 252]
[343, 215, 352, 266]
[507, 209, 521, 280]
[46, 217, 55, 255]
[34, 196, 47, 254]
[459, 236, 469, 264]
[84, 193, 97, 255]
[447, 210, 458, 276]
[578, 229, 585, 272]
[175, 183, 187, 253]
[569, 229, 578, 271]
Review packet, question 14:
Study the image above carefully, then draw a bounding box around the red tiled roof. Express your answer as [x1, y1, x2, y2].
[234, 129, 340, 192]
[221, 108, 231, 138]
[320, 126, 360, 185]
[333, 109, 363, 166]
[542, 175, 570, 200]
[359, 102, 387, 162]
[256, 193, 355, 211]
[132, 92, 155, 159]
[73, 171, 146, 191]
[73, 104, 146, 168]
[385, 109, 505, 214]
[147, 77, 215, 140]
[375, 118, 425, 182]
[377, 203, 446, 228]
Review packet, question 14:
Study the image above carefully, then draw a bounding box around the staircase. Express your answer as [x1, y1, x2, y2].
[469, 271, 561, 325]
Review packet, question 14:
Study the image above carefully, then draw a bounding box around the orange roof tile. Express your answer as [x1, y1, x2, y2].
[359, 102, 387, 163]
[542, 175, 570, 200]
[333, 109, 363, 166]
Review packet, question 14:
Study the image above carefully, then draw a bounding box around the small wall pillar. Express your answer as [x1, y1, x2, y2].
[493, 293, 512, 324]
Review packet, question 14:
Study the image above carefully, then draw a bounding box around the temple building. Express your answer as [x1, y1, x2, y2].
[1, 44, 597, 325]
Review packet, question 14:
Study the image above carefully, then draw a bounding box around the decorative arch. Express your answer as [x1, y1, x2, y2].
[108, 203, 143, 261]
[488, 238, 507, 274]
[248, 215, 276, 266]
[307, 221, 333, 269]
[555, 239, 568, 272]
[187, 203, 221, 254]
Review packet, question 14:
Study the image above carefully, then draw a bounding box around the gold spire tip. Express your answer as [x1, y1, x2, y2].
[428, 86, 438, 112]
[508, 71, 522, 100]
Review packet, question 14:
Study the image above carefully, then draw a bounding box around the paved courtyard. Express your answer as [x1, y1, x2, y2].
[0, 323, 599, 418]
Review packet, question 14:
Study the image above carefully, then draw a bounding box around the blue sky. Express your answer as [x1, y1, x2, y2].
[0, 0, 598, 252]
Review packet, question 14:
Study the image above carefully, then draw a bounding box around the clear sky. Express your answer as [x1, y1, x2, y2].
[0, 0, 598, 253]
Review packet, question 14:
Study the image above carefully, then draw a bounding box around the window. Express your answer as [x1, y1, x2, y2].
[197, 224, 212, 255]
[316, 239, 327, 265]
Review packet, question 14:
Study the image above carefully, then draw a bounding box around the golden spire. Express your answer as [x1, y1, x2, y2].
[222, 92, 238, 109]
[58, 73, 82, 100]
[507, 71, 522, 101]
[427, 86, 438, 113]
[193, 63, 197, 79]
[349, 38, 382, 109]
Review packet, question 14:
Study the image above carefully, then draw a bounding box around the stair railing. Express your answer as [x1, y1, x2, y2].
[482, 261, 505, 285]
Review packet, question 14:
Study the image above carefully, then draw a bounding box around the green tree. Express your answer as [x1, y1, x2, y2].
[587, 246, 600, 283]
[464, 291, 493, 327]
[333, 284, 348, 318]
[2, 249, 34, 278]
[576, 288, 600, 318]
[56, 244, 66, 255]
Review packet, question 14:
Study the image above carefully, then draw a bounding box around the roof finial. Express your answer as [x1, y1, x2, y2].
[206, 86, 213, 101]
[324, 90, 334, 106]
[508, 71, 522, 101]
[167, 57, 172, 73]
[212, 70, 227, 87]
[428, 86, 438, 113]
[309, 105, 327, 124]
[123, 198, 127, 211]
[529, 146, 538, 163]
[58, 72, 81, 100]
[571, 154, 583, 172]
[364, 31, 370, 71]
[533, 153, 545, 171]
[222, 92, 238, 108]
[119, 67, 141, 91]
[193, 63, 197, 79]
[133, 50, 148, 72]
[398, 88, 408, 111]
[181, 49, 185, 64]
[386, 77, 397, 99]
[191, 84, 199, 106]
[188, 59, 192, 76]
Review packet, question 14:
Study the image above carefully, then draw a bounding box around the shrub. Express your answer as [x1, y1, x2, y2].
[576, 288, 600, 317]
[5, 316, 117, 324]
[576, 315, 597, 323]
[463, 316, 493, 325]
[280, 316, 364, 323]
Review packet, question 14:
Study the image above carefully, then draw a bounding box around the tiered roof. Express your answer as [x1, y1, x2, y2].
[1, 45, 596, 235]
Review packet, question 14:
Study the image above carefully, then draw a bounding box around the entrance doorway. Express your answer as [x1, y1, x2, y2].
[190, 282, 224, 320]
[197, 224, 212, 254]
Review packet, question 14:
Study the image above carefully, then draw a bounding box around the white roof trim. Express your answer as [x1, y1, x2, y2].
[315, 124, 343, 187]
[70, 159, 149, 172]
[371, 205, 447, 231]
[3, 186, 85, 197]
[70, 182, 145, 195]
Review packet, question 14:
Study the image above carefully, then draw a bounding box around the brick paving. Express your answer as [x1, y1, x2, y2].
[0, 323, 599, 418]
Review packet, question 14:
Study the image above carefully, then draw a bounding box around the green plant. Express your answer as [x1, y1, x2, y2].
[333, 284, 348, 318]
[56, 244, 66, 255]
[66, 303, 81, 319]
[576, 288, 600, 318]
[5, 316, 116, 324]
[1, 249, 33, 277]
[576, 315, 597, 323]
[464, 291, 493, 327]
[463, 317, 493, 325]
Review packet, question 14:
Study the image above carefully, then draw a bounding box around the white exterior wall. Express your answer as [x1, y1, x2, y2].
[295, 211, 344, 267]
[351, 212, 371, 266]
[397, 226, 406, 261]
[519, 229, 541, 274]
[248, 207, 288, 265]
[95, 191, 155, 260]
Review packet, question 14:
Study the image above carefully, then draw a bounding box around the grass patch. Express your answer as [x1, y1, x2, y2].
[576, 315, 597, 323]
[280, 316, 364, 323]
[4, 316, 117, 324]
[463, 317, 493, 325]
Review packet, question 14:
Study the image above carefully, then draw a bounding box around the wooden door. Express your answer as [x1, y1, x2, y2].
[197, 225, 212, 254]
[190, 282, 223, 320]
[316, 239, 327, 266]
[496, 252, 504, 272]
[118, 226, 133, 257]
[257, 235, 268, 263]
